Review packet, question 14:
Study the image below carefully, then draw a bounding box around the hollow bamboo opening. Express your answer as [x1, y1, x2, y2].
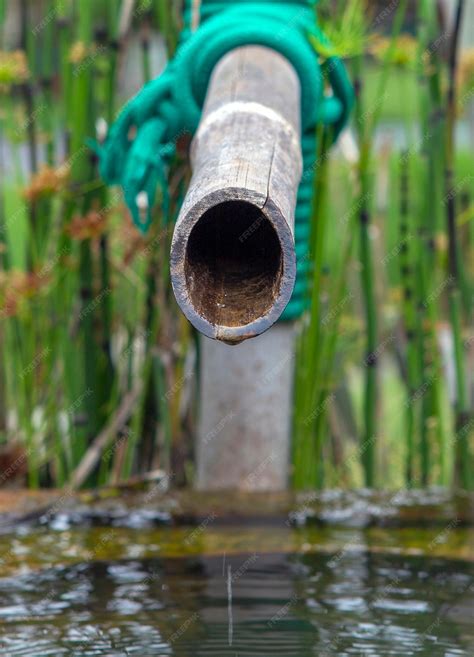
[184, 200, 283, 327]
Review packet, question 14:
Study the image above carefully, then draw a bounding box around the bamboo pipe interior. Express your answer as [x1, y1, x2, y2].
[184, 200, 283, 327]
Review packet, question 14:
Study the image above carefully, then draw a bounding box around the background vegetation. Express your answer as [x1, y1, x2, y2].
[0, 0, 472, 491]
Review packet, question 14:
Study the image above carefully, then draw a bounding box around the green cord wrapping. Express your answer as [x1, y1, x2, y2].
[97, 0, 353, 321]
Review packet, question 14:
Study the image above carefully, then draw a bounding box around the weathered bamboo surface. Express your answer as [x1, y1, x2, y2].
[171, 45, 302, 343]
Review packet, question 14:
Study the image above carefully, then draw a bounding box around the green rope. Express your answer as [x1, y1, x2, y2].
[96, 0, 353, 320]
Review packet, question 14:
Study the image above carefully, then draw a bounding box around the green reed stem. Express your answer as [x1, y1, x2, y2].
[445, 0, 472, 489]
[352, 59, 377, 487]
[398, 152, 417, 485]
[293, 125, 331, 489]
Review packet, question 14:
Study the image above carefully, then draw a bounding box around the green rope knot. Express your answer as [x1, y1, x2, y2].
[97, 0, 353, 320]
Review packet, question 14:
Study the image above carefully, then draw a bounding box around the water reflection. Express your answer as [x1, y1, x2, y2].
[0, 549, 472, 656]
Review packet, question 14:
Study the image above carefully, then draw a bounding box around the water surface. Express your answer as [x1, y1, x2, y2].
[0, 534, 473, 656]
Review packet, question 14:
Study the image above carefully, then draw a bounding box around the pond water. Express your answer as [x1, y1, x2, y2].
[0, 510, 473, 657]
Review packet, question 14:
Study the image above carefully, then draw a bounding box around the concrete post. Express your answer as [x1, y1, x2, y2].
[196, 323, 295, 490]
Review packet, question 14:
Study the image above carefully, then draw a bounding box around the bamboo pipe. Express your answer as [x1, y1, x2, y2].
[170, 45, 302, 344]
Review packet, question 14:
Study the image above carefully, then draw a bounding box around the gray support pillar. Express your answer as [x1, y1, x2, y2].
[196, 323, 295, 490]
